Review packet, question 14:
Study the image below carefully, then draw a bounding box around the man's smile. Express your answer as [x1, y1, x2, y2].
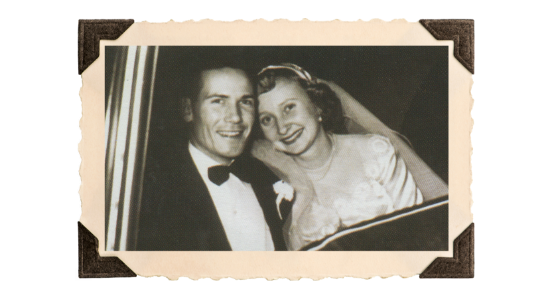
[217, 130, 245, 138]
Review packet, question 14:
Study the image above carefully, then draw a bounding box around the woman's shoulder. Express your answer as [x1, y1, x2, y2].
[334, 133, 395, 156]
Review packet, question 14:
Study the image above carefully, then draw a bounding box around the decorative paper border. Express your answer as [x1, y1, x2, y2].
[78, 19, 474, 279]
[78, 19, 134, 74]
[420, 223, 474, 278]
[78, 222, 136, 278]
[419, 19, 474, 74]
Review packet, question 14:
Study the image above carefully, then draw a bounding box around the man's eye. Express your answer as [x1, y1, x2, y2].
[211, 98, 223, 104]
[284, 104, 295, 113]
[260, 116, 272, 126]
[241, 99, 254, 107]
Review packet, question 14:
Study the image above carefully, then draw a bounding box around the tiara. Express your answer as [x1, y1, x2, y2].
[258, 63, 316, 83]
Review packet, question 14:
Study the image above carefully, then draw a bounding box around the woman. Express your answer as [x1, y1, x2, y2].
[253, 63, 424, 250]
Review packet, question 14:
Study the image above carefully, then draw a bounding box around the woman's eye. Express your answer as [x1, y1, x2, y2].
[211, 98, 223, 104]
[260, 116, 272, 126]
[284, 104, 295, 113]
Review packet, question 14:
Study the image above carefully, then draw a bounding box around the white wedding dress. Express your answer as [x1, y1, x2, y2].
[252, 84, 448, 251]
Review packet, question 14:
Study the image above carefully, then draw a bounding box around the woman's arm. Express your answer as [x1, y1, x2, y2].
[360, 135, 424, 210]
[319, 78, 448, 201]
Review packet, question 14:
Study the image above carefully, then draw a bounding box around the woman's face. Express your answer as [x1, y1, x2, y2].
[258, 78, 323, 155]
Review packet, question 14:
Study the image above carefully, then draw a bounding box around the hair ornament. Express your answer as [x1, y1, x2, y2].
[258, 63, 316, 84]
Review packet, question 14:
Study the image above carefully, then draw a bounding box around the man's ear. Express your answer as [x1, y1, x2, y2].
[183, 97, 193, 122]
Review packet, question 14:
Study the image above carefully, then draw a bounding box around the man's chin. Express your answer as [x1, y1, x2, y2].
[216, 143, 247, 159]
[215, 136, 249, 155]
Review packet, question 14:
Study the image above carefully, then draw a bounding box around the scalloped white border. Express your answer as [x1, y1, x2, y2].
[80, 19, 473, 280]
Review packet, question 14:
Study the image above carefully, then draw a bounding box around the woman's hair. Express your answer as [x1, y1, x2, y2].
[257, 66, 347, 134]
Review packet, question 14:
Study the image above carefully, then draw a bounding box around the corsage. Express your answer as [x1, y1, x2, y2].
[273, 180, 294, 219]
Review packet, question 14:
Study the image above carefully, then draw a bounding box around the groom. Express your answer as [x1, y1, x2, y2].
[136, 65, 287, 251]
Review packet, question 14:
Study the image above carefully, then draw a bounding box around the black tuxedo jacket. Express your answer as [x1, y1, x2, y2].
[135, 144, 287, 251]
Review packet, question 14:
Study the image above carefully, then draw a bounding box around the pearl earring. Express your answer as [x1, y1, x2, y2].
[318, 116, 322, 122]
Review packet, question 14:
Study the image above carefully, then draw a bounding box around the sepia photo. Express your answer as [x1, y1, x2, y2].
[79, 20, 473, 279]
[104, 46, 449, 252]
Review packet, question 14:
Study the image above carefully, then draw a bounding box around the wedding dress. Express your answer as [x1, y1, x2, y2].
[252, 83, 448, 251]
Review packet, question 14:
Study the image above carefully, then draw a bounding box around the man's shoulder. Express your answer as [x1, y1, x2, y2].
[142, 143, 205, 201]
[239, 154, 279, 184]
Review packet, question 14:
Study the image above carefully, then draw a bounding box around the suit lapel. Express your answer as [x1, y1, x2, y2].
[159, 147, 287, 251]
[236, 155, 288, 251]
[168, 147, 231, 250]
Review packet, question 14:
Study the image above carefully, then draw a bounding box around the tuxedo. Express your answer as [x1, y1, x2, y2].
[135, 141, 287, 251]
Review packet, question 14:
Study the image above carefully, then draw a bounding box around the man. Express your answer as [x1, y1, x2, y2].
[136, 65, 287, 251]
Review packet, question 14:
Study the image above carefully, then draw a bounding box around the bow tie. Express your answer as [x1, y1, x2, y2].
[208, 163, 250, 186]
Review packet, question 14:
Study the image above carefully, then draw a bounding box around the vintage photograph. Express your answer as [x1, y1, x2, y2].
[104, 46, 449, 252]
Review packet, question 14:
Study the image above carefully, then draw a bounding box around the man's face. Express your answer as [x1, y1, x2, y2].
[187, 67, 255, 164]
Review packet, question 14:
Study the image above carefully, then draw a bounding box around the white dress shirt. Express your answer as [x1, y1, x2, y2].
[188, 143, 275, 251]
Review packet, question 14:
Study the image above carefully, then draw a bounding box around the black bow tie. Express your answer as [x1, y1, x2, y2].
[208, 162, 250, 186]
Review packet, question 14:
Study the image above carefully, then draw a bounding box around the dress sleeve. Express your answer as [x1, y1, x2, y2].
[361, 135, 424, 210]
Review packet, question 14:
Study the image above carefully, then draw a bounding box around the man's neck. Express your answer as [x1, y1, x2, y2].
[189, 139, 233, 165]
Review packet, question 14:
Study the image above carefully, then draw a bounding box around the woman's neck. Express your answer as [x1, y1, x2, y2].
[293, 129, 333, 170]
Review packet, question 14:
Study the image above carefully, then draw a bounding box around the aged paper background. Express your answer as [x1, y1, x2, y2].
[80, 19, 472, 280]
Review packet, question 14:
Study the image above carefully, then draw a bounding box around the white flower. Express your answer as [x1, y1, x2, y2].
[297, 202, 340, 242]
[273, 180, 294, 219]
[368, 136, 390, 154]
[333, 181, 394, 227]
[364, 163, 380, 178]
[353, 182, 373, 201]
[319, 223, 339, 238]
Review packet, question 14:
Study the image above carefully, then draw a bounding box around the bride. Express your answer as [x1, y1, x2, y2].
[252, 63, 430, 250]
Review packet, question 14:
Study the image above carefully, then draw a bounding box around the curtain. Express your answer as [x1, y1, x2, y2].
[104, 46, 159, 251]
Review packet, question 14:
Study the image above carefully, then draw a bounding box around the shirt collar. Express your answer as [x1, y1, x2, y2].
[188, 142, 234, 180]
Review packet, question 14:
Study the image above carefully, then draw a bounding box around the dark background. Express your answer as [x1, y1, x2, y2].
[107, 46, 448, 182]
[105, 46, 449, 250]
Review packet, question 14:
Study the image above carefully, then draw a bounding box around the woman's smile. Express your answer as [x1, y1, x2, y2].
[280, 128, 304, 145]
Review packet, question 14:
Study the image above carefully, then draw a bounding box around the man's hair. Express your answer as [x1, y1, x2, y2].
[182, 61, 254, 104]
[257, 68, 346, 134]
